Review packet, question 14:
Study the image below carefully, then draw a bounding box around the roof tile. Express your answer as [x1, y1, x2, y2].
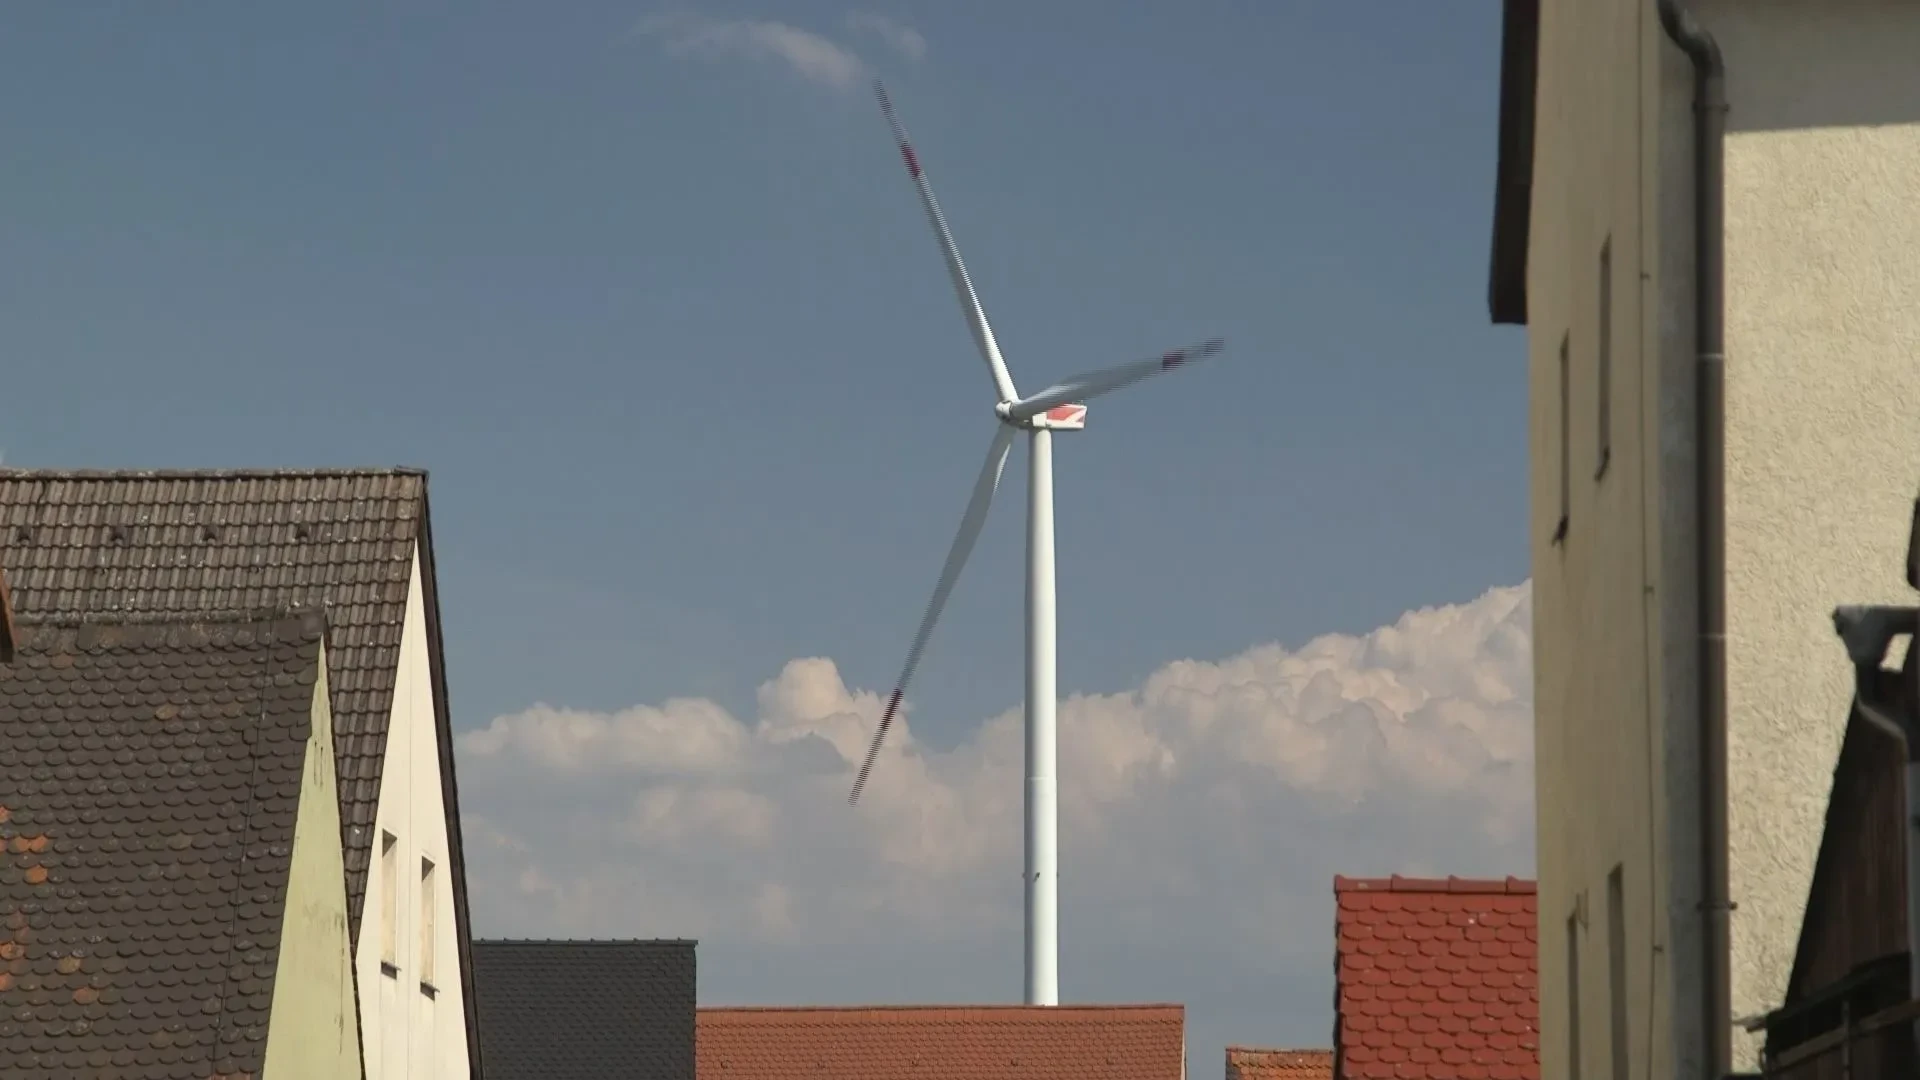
[697, 1004, 1185, 1080]
[1333, 875, 1539, 1080]
[0, 611, 326, 1078]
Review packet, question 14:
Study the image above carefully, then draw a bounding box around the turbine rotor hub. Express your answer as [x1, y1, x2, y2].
[997, 401, 1089, 432]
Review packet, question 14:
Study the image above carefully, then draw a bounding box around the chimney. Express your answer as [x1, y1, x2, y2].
[0, 564, 15, 664]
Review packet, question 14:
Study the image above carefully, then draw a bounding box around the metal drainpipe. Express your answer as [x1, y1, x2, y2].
[1833, 604, 1920, 1059]
[1655, 0, 1731, 1074]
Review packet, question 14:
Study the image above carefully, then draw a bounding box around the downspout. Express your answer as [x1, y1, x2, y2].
[1654, 0, 1730, 1075]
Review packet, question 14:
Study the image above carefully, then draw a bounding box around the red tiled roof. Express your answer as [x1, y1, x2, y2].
[1226, 1046, 1334, 1079]
[1333, 875, 1540, 1080]
[697, 1004, 1185, 1080]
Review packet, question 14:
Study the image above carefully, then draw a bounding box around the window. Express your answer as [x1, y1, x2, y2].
[1608, 867, 1629, 1080]
[1597, 237, 1613, 479]
[420, 857, 438, 991]
[380, 831, 398, 975]
[1567, 905, 1584, 1080]
[1554, 333, 1571, 544]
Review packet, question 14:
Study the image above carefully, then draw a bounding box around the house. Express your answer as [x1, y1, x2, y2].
[1224, 1047, 1333, 1079]
[1486, 0, 1920, 1073]
[0, 610, 363, 1079]
[1748, 544, 1920, 1078]
[470, 939, 697, 1080]
[696, 1003, 1188, 1080]
[1752, 706, 1917, 1077]
[1333, 875, 1539, 1080]
[0, 468, 481, 1080]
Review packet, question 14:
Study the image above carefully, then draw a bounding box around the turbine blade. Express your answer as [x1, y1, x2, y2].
[851, 424, 1017, 804]
[874, 81, 1021, 405]
[1006, 338, 1225, 421]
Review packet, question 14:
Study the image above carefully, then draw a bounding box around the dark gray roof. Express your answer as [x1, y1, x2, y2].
[0, 467, 484, 1077]
[472, 940, 697, 1080]
[0, 611, 330, 1079]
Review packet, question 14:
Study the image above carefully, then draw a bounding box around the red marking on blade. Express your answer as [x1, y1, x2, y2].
[900, 144, 921, 178]
[1161, 351, 1187, 370]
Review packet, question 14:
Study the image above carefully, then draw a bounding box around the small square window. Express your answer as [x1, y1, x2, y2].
[1554, 333, 1571, 545]
[420, 857, 437, 991]
[1567, 906, 1583, 1080]
[1596, 237, 1613, 480]
[1608, 867, 1628, 1080]
[380, 831, 399, 976]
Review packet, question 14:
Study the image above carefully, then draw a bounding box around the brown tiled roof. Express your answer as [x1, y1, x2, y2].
[1333, 875, 1540, 1080]
[472, 940, 697, 1080]
[0, 611, 330, 1078]
[1226, 1046, 1333, 1080]
[0, 467, 484, 1076]
[697, 1004, 1186, 1080]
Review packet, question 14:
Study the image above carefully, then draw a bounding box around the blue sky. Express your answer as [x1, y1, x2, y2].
[0, 0, 1531, 1063]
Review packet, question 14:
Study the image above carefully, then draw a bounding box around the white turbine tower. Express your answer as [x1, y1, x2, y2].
[847, 82, 1223, 1007]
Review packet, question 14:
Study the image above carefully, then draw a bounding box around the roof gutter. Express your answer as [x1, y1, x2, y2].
[1655, 0, 1731, 1074]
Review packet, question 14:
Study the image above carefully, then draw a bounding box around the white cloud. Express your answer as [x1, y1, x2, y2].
[635, 12, 869, 90]
[845, 12, 927, 62]
[458, 582, 1535, 979]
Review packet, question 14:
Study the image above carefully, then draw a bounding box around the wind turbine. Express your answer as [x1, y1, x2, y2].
[847, 81, 1224, 1008]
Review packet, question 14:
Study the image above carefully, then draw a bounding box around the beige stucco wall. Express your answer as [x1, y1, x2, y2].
[1697, 0, 1920, 1067]
[1527, 0, 1920, 1076]
[263, 651, 367, 1080]
[1525, 1, 1676, 1077]
[355, 550, 473, 1080]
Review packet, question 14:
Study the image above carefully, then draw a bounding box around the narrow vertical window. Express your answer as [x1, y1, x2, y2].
[420, 857, 438, 990]
[1554, 333, 1571, 544]
[380, 830, 399, 974]
[1567, 908, 1584, 1080]
[1597, 237, 1613, 478]
[1608, 867, 1629, 1080]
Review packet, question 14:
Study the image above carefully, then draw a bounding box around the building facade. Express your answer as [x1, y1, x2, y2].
[1489, 0, 1920, 1076]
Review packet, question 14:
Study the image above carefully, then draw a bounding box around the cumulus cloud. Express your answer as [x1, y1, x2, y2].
[634, 11, 911, 90]
[845, 12, 927, 62]
[458, 582, 1535, 981]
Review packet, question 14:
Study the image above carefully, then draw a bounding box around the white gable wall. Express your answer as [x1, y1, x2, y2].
[354, 549, 473, 1080]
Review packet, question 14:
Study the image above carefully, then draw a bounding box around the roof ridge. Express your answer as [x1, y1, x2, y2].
[1225, 1046, 1333, 1054]
[0, 466, 428, 480]
[14, 610, 331, 651]
[17, 606, 328, 629]
[698, 1003, 1184, 1014]
[1333, 873, 1537, 895]
[473, 938, 697, 946]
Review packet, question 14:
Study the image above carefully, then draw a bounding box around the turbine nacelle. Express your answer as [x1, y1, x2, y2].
[997, 401, 1088, 431]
